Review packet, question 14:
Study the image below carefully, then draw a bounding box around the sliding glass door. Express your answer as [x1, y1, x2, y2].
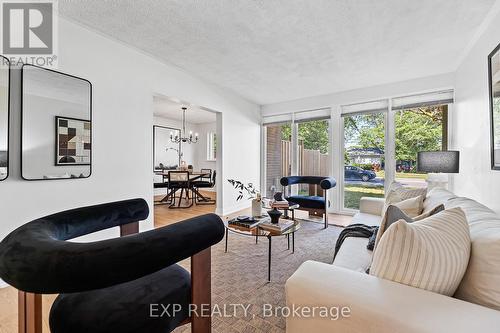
[342, 112, 385, 210]
[261, 90, 452, 213]
[264, 122, 291, 197]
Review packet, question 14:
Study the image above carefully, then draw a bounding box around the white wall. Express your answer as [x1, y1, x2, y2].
[452, 3, 500, 213]
[0, 17, 260, 245]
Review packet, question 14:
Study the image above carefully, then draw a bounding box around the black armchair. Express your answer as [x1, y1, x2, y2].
[280, 176, 336, 228]
[0, 199, 224, 333]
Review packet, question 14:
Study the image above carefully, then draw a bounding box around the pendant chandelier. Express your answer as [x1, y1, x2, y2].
[170, 107, 198, 144]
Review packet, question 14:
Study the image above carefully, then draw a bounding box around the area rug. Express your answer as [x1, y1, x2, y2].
[174, 220, 341, 333]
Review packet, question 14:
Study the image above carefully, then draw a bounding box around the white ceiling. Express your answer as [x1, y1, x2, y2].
[153, 95, 217, 124]
[59, 0, 496, 105]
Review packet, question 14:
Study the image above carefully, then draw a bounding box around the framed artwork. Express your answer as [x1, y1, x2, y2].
[153, 125, 181, 171]
[55, 116, 92, 166]
[489, 42, 500, 170]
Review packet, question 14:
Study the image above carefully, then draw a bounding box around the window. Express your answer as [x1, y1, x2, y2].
[207, 132, 216, 161]
[263, 122, 291, 197]
[394, 104, 448, 188]
[342, 112, 386, 210]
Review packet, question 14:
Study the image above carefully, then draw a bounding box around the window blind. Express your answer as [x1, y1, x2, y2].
[341, 100, 389, 116]
[262, 113, 292, 126]
[392, 90, 454, 110]
[294, 108, 331, 123]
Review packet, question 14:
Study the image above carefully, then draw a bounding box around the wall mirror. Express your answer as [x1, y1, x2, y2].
[0, 56, 9, 181]
[22, 65, 92, 180]
[490, 43, 500, 170]
[153, 125, 181, 172]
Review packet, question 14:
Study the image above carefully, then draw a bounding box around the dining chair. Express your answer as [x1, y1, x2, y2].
[200, 169, 212, 180]
[168, 171, 193, 208]
[154, 173, 172, 205]
[193, 170, 216, 205]
[0, 198, 224, 333]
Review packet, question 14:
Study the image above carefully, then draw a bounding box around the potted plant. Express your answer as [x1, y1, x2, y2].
[227, 179, 262, 217]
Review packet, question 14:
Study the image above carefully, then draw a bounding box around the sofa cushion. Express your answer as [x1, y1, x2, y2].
[446, 196, 499, 224]
[370, 207, 471, 296]
[332, 237, 373, 273]
[287, 195, 325, 210]
[422, 187, 457, 214]
[454, 220, 500, 310]
[351, 212, 382, 227]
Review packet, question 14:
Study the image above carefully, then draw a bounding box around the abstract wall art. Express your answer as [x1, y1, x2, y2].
[56, 116, 91, 166]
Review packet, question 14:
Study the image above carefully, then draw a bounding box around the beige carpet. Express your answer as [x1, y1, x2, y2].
[175, 220, 341, 333]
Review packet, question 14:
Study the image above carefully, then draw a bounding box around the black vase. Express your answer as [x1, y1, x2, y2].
[267, 208, 282, 224]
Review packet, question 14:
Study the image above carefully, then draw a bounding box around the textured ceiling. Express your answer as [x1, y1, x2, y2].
[59, 0, 496, 104]
[153, 96, 217, 124]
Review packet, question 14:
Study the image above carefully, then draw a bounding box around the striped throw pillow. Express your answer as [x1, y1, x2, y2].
[370, 207, 471, 296]
[386, 181, 427, 203]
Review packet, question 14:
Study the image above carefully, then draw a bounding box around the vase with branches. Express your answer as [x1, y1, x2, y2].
[227, 179, 262, 216]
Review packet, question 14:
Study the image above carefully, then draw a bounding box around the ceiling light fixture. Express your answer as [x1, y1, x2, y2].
[170, 107, 198, 144]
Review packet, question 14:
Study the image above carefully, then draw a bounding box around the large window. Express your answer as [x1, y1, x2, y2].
[343, 112, 385, 209]
[394, 105, 448, 188]
[297, 118, 330, 196]
[261, 90, 452, 213]
[264, 123, 291, 197]
[207, 132, 217, 161]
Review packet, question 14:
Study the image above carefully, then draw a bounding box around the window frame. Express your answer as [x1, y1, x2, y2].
[207, 132, 216, 161]
[260, 91, 453, 215]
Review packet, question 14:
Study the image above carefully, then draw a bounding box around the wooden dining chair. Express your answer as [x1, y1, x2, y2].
[168, 171, 193, 208]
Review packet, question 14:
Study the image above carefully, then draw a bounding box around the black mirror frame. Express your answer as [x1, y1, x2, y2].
[153, 125, 181, 172]
[489, 42, 500, 171]
[0, 55, 10, 182]
[21, 64, 93, 181]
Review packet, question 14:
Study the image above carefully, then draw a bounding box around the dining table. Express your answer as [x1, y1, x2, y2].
[154, 171, 212, 204]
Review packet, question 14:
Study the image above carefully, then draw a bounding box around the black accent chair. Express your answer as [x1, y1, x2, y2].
[193, 169, 216, 205]
[280, 176, 336, 228]
[0, 199, 224, 333]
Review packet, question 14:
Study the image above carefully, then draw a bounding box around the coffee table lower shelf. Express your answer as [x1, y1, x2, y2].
[223, 219, 301, 281]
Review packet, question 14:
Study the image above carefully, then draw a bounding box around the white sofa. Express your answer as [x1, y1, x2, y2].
[286, 188, 500, 332]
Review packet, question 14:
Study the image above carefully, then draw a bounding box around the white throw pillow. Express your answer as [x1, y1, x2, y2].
[370, 207, 471, 296]
[386, 181, 427, 203]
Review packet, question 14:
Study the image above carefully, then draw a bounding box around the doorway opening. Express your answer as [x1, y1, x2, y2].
[152, 94, 222, 227]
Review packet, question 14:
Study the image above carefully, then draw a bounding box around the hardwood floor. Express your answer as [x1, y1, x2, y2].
[154, 191, 217, 228]
[0, 191, 352, 333]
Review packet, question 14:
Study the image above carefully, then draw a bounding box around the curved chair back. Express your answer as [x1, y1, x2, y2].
[280, 176, 336, 190]
[0, 199, 224, 294]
